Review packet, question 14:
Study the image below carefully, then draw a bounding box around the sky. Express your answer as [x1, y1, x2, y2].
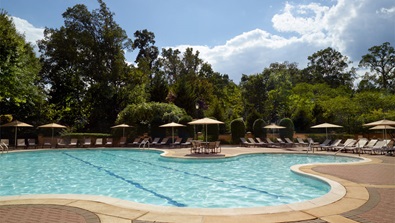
[1, 0, 395, 83]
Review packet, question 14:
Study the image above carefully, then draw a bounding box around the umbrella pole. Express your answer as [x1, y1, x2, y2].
[14, 126, 17, 147]
[51, 128, 54, 148]
[172, 127, 174, 144]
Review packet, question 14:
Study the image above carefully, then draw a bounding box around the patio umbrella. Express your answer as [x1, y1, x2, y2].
[159, 122, 186, 144]
[111, 124, 132, 137]
[188, 118, 224, 142]
[364, 119, 395, 140]
[1, 120, 33, 147]
[38, 123, 67, 146]
[311, 123, 342, 139]
[368, 124, 395, 139]
[264, 123, 285, 138]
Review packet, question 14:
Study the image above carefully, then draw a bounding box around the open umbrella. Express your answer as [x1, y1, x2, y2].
[368, 124, 395, 139]
[1, 120, 33, 147]
[38, 123, 67, 147]
[159, 122, 186, 144]
[188, 118, 224, 142]
[364, 119, 395, 140]
[111, 124, 132, 137]
[311, 122, 342, 139]
[264, 123, 285, 138]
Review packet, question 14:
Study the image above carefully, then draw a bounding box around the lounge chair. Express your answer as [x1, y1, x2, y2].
[284, 138, 295, 147]
[373, 140, 391, 155]
[82, 138, 92, 147]
[316, 139, 331, 151]
[248, 138, 258, 147]
[57, 138, 68, 148]
[255, 138, 268, 147]
[361, 139, 378, 154]
[171, 138, 183, 147]
[28, 138, 37, 149]
[69, 138, 78, 147]
[95, 138, 104, 147]
[128, 137, 140, 147]
[105, 138, 113, 147]
[266, 138, 280, 148]
[181, 138, 193, 147]
[42, 138, 52, 148]
[321, 139, 342, 151]
[161, 137, 171, 147]
[150, 137, 161, 147]
[240, 138, 253, 147]
[337, 139, 358, 153]
[296, 138, 308, 147]
[16, 139, 26, 149]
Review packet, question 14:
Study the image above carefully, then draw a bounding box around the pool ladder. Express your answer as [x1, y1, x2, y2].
[0, 142, 9, 154]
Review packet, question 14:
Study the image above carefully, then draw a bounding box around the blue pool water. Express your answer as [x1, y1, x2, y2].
[0, 149, 359, 208]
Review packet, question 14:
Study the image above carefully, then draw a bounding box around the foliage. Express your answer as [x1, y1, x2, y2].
[279, 118, 295, 140]
[252, 119, 266, 139]
[178, 115, 194, 139]
[0, 11, 45, 122]
[230, 118, 245, 144]
[358, 42, 395, 93]
[117, 102, 186, 136]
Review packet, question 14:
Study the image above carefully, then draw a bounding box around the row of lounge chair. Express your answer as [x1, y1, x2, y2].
[311, 138, 394, 155]
[240, 137, 394, 155]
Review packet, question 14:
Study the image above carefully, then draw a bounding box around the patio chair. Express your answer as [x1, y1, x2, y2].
[69, 138, 78, 147]
[82, 138, 92, 147]
[255, 138, 268, 147]
[206, 141, 216, 153]
[296, 138, 308, 147]
[361, 139, 378, 154]
[321, 139, 342, 151]
[171, 138, 183, 147]
[105, 138, 113, 147]
[190, 140, 201, 154]
[159, 137, 170, 147]
[181, 138, 193, 147]
[95, 138, 104, 147]
[266, 138, 280, 148]
[215, 141, 221, 153]
[284, 138, 295, 147]
[240, 138, 253, 147]
[56, 138, 68, 148]
[150, 137, 161, 147]
[42, 138, 52, 148]
[27, 138, 37, 149]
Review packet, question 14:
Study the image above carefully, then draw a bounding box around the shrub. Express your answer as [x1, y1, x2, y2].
[231, 118, 245, 144]
[279, 118, 295, 139]
[179, 115, 194, 139]
[253, 119, 266, 139]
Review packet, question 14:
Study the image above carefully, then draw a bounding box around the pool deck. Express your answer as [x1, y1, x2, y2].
[0, 146, 394, 223]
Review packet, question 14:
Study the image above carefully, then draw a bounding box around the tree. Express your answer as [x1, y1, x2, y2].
[304, 47, 355, 89]
[38, 0, 138, 131]
[359, 42, 395, 93]
[0, 10, 45, 123]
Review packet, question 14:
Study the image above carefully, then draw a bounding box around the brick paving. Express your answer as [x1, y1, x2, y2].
[0, 204, 100, 223]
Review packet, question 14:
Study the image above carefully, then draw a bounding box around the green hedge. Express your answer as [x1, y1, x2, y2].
[231, 118, 245, 144]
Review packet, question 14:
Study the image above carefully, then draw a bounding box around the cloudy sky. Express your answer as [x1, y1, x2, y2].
[2, 0, 394, 82]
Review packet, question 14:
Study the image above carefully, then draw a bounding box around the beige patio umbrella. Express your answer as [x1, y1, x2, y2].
[159, 122, 186, 144]
[364, 119, 395, 140]
[111, 124, 132, 137]
[311, 123, 343, 139]
[368, 124, 395, 139]
[1, 120, 33, 147]
[38, 123, 67, 146]
[188, 118, 224, 142]
[264, 123, 285, 138]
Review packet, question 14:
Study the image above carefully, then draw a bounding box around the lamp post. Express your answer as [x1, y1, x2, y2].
[194, 102, 199, 139]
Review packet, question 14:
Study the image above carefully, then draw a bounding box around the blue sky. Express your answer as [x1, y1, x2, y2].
[2, 0, 395, 82]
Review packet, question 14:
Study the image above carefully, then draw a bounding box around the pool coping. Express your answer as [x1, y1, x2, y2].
[0, 147, 374, 222]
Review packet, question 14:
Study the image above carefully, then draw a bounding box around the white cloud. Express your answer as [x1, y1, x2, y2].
[11, 16, 44, 49]
[169, 0, 395, 83]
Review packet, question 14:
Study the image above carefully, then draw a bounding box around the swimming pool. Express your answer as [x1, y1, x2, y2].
[0, 149, 359, 208]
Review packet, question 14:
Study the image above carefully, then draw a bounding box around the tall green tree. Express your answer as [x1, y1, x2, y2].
[359, 42, 395, 93]
[38, 0, 140, 131]
[0, 10, 45, 123]
[304, 47, 355, 89]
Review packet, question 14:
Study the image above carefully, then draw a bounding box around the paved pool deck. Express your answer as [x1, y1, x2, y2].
[0, 146, 394, 223]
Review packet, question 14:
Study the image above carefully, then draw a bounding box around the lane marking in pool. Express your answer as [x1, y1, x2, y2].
[101, 151, 290, 200]
[62, 152, 186, 207]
